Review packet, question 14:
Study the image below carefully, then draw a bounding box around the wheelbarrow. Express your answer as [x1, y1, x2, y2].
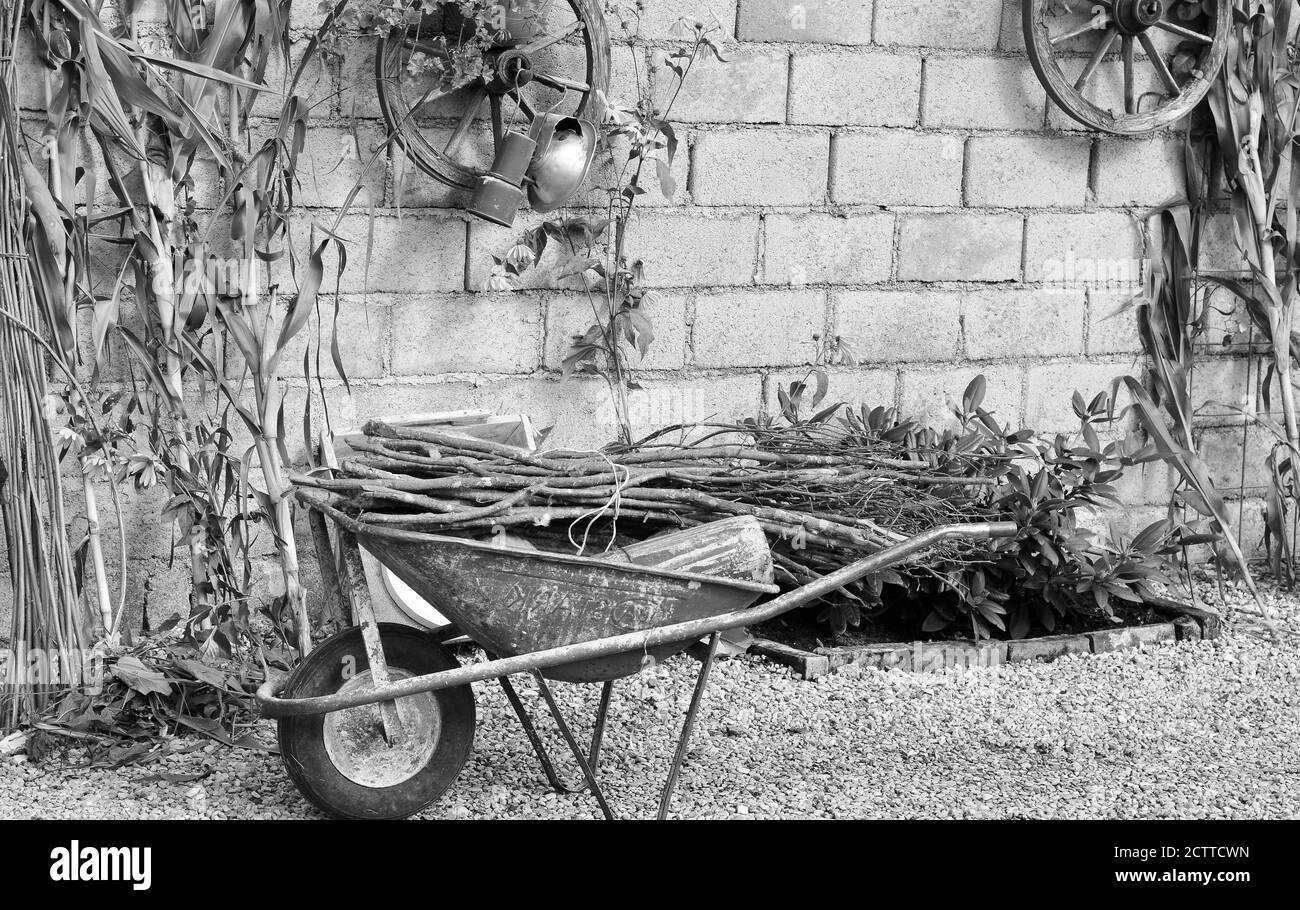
[259, 487, 1016, 819]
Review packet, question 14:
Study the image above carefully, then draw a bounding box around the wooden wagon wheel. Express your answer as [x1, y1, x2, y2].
[1024, 0, 1231, 135]
[376, 0, 610, 191]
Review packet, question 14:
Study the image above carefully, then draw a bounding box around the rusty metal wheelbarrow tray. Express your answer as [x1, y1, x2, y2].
[363, 523, 778, 684]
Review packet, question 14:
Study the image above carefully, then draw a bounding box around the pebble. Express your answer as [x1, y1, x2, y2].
[1, 577, 1297, 819]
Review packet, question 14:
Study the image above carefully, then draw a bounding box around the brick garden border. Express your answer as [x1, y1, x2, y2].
[748, 597, 1222, 681]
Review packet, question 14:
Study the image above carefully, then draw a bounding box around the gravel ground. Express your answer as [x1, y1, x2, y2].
[2, 579, 1298, 819]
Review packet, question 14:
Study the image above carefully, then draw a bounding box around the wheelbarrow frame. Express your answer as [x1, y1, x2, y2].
[259, 506, 1017, 819]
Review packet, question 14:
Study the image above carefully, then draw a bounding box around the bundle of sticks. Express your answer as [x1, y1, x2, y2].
[294, 420, 1005, 601]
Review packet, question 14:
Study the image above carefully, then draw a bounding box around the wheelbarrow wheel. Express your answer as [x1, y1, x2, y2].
[277, 624, 475, 820]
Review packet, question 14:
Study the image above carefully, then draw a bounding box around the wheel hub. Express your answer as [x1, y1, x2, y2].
[322, 668, 442, 789]
[487, 49, 535, 93]
[1114, 0, 1165, 35]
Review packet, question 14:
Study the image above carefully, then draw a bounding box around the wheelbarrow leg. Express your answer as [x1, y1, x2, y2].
[589, 679, 614, 771]
[495, 673, 614, 796]
[657, 631, 721, 820]
[533, 672, 615, 820]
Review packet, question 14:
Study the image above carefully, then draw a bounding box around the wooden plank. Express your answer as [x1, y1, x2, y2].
[340, 529, 405, 744]
[1146, 595, 1222, 640]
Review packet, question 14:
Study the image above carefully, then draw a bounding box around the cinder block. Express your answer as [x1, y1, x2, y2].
[766, 367, 897, 416]
[392, 134, 492, 210]
[834, 290, 962, 363]
[296, 123, 387, 209]
[1087, 290, 1145, 356]
[1110, 457, 1176, 506]
[790, 50, 922, 127]
[252, 40, 334, 120]
[896, 213, 1023, 282]
[347, 375, 618, 450]
[964, 289, 1086, 360]
[630, 0, 739, 39]
[289, 0, 330, 31]
[998, 0, 1029, 52]
[966, 136, 1092, 208]
[544, 292, 688, 371]
[1188, 356, 1252, 424]
[923, 56, 1046, 130]
[294, 213, 467, 294]
[631, 210, 761, 288]
[1045, 56, 1168, 133]
[276, 295, 388, 381]
[897, 363, 1024, 428]
[1196, 424, 1273, 492]
[653, 46, 788, 123]
[338, 39, 382, 119]
[574, 133, 691, 207]
[467, 210, 756, 292]
[738, 0, 874, 44]
[14, 31, 51, 111]
[390, 294, 541, 375]
[1095, 140, 1186, 207]
[1024, 212, 1145, 285]
[1199, 213, 1249, 274]
[693, 129, 830, 206]
[833, 131, 964, 206]
[1024, 361, 1130, 433]
[874, 0, 1004, 49]
[692, 289, 826, 367]
[1077, 503, 1170, 552]
[622, 374, 765, 439]
[761, 212, 894, 286]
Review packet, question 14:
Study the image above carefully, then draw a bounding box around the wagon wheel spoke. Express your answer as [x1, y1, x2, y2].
[1075, 27, 1119, 92]
[508, 88, 538, 121]
[1153, 17, 1213, 45]
[445, 86, 487, 155]
[1051, 17, 1112, 46]
[518, 19, 586, 55]
[1122, 34, 1136, 114]
[532, 71, 591, 92]
[1139, 30, 1181, 97]
[399, 38, 452, 59]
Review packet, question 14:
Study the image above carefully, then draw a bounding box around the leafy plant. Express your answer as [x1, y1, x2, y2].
[772, 375, 1184, 639]
[1193, 0, 1300, 587]
[16, 0, 377, 661]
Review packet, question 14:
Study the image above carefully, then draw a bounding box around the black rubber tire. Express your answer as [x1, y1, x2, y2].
[277, 624, 476, 820]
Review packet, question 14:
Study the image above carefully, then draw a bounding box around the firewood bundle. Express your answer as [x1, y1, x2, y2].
[294, 420, 1005, 606]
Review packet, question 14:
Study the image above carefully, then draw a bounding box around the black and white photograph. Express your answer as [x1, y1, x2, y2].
[0, 0, 1290, 891]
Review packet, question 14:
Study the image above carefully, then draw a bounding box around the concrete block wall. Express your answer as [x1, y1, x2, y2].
[1, 0, 1271, 627]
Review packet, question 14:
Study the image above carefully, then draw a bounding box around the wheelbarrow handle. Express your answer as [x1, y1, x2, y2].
[258, 520, 1019, 717]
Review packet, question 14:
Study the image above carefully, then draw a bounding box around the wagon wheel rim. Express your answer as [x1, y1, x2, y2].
[1023, 0, 1231, 135]
[377, 0, 610, 191]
